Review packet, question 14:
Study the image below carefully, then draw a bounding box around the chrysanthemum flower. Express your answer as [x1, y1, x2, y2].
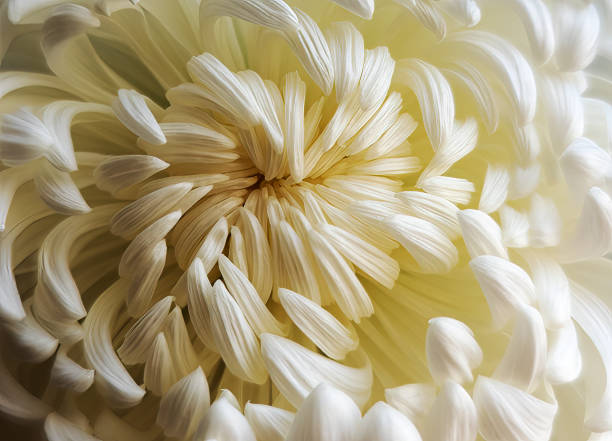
[1, 0, 611, 439]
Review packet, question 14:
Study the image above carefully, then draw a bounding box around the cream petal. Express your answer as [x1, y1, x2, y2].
[493, 304, 547, 392]
[396, 191, 461, 240]
[330, 0, 374, 19]
[112, 89, 165, 145]
[164, 306, 199, 377]
[469, 255, 535, 329]
[546, 322, 582, 385]
[447, 31, 537, 125]
[478, 164, 510, 214]
[499, 205, 530, 248]
[458, 209, 508, 259]
[279, 288, 358, 360]
[49, 348, 94, 393]
[560, 138, 612, 201]
[83, 280, 145, 408]
[307, 228, 373, 321]
[425, 381, 477, 441]
[118, 296, 173, 365]
[187, 258, 218, 351]
[326, 22, 364, 103]
[473, 376, 556, 441]
[193, 396, 257, 441]
[394, 0, 446, 41]
[156, 367, 210, 440]
[418, 176, 475, 205]
[93, 155, 169, 197]
[245, 403, 294, 441]
[192, 215, 229, 272]
[207, 280, 268, 384]
[0, 109, 53, 166]
[283, 9, 334, 95]
[382, 214, 458, 274]
[34, 160, 90, 215]
[238, 208, 273, 301]
[384, 383, 436, 425]
[359, 46, 395, 110]
[261, 333, 373, 409]
[144, 333, 178, 396]
[283, 71, 306, 181]
[426, 317, 482, 385]
[286, 383, 361, 441]
[357, 401, 423, 441]
[45, 412, 100, 441]
[554, 2, 600, 72]
[502, 0, 555, 65]
[396, 59, 454, 151]
[218, 255, 285, 336]
[201, 0, 299, 31]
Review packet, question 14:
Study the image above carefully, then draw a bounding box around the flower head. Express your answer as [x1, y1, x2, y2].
[0, 0, 611, 440]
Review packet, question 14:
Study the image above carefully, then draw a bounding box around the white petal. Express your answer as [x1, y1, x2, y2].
[218, 255, 285, 336]
[157, 367, 210, 440]
[144, 333, 178, 396]
[365, 113, 417, 159]
[0, 109, 53, 165]
[546, 322, 582, 384]
[571, 281, 612, 431]
[112, 89, 165, 144]
[283, 9, 334, 95]
[554, 3, 600, 72]
[560, 187, 612, 261]
[511, 122, 540, 165]
[528, 194, 561, 248]
[385, 383, 436, 424]
[201, 0, 299, 31]
[330, 0, 374, 19]
[83, 281, 145, 408]
[425, 381, 477, 441]
[478, 164, 509, 214]
[357, 401, 423, 441]
[187, 53, 261, 126]
[458, 209, 507, 259]
[279, 288, 358, 360]
[469, 255, 535, 329]
[207, 280, 268, 384]
[187, 258, 217, 351]
[245, 403, 294, 441]
[164, 306, 199, 377]
[110, 183, 193, 239]
[394, 0, 446, 41]
[192, 215, 229, 272]
[49, 348, 94, 393]
[524, 255, 570, 329]
[473, 376, 556, 441]
[118, 296, 173, 365]
[34, 161, 90, 215]
[307, 228, 373, 322]
[396, 191, 460, 240]
[317, 223, 399, 289]
[499, 205, 530, 248]
[359, 46, 395, 110]
[382, 214, 458, 274]
[447, 31, 537, 125]
[419, 118, 477, 181]
[437, 0, 480, 27]
[286, 383, 361, 441]
[93, 155, 169, 197]
[193, 396, 257, 441]
[396, 59, 454, 151]
[419, 176, 475, 205]
[284, 71, 306, 181]
[561, 138, 612, 200]
[426, 317, 482, 385]
[239, 208, 273, 302]
[503, 0, 555, 64]
[261, 333, 373, 409]
[508, 163, 541, 201]
[326, 22, 365, 102]
[493, 304, 547, 392]
[45, 412, 100, 441]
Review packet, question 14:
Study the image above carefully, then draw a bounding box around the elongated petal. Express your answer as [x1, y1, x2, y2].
[193, 396, 257, 441]
[554, 3, 600, 72]
[357, 401, 422, 441]
[473, 376, 556, 441]
[425, 381, 477, 441]
[426, 317, 482, 385]
[94, 155, 169, 197]
[261, 333, 372, 409]
[469, 255, 535, 329]
[245, 403, 294, 441]
[112, 89, 165, 144]
[45, 412, 100, 441]
[34, 161, 90, 215]
[187, 258, 217, 351]
[493, 304, 547, 392]
[360, 47, 395, 110]
[458, 209, 507, 259]
[330, 0, 374, 19]
[157, 367, 210, 439]
[384, 383, 436, 424]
